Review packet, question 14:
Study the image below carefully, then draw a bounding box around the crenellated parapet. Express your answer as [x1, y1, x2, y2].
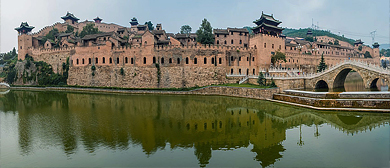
[30, 46, 76, 56]
[153, 44, 256, 52]
[30, 22, 64, 37]
[249, 33, 284, 40]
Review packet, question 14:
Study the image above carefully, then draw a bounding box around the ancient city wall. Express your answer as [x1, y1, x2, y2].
[67, 65, 237, 88]
[30, 47, 75, 74]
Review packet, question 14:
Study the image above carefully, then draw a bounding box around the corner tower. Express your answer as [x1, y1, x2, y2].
[372, 42, 380, 58]
[15, 22, 34, 60]
[249, 12, 285, 68]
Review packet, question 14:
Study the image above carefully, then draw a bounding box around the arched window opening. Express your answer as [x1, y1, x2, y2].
[143, 57, 146, 64]
[125, 57, 128, 63]
[211, 57, 215, 64]
[169, 58, 172, 64]
[82, 59, 85, 64]
[204, 57, 207, 64]
[177, 58, 180, 64]
[109, 58, 112, 64]
[161, 57, 164, 64]
[153, 57, 156, 64]
[95, 58, 98, 64]
[131, 58, 134, 64]
[89, 58, 91, 64]
[194, 58, 198, 64]
[103, 57, 106, 64]
[186, 57, 189, 64]
[76, 59, 79, 65]
[219, 58, 222, 64]
[117, 57, 119, 64]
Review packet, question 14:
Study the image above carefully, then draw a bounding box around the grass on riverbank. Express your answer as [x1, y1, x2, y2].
[10, 83, 275, 91]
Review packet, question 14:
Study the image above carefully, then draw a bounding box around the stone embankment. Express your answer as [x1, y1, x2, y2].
[10, 86, 279, 100]
[273, 90, 390, 112]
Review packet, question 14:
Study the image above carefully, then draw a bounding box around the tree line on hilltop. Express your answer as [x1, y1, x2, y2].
[282, 28, 356, 46]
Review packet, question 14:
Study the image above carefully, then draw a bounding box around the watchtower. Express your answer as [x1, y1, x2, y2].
[15, 22, 34, 60]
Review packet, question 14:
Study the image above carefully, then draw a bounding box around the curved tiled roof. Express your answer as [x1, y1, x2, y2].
[15, 22, 35, 31]
[61, 12, 80, 21]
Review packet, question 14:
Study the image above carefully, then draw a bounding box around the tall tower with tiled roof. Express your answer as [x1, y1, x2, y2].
[15, 22, 34, 60]
[252, 12, 284, 36]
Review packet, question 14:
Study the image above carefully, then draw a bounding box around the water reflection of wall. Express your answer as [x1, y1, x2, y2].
[2, 90, 390, 167]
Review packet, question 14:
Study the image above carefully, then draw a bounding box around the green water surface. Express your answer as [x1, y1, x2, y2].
[1, 90, 389, 167]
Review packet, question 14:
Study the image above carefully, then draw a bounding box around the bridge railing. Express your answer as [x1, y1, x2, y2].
[226, 59, 390, 80]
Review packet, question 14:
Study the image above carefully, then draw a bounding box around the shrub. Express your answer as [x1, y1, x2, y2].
[120, 68, 124, 76]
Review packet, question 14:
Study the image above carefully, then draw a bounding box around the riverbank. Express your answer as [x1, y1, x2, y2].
[9, 85, 280, 100]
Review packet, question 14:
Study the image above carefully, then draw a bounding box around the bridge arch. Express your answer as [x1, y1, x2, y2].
[315, 80, 329, 91]
[370, 78, 379, 89]
[332, 67, 364, 90]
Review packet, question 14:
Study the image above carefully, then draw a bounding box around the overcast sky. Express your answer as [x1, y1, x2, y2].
[1, 0, 389, 52]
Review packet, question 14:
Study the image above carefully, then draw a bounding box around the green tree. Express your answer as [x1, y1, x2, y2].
[180, 25, 192, 35]
[257, 71, 266, 86]
[41, 28, 59, 45]
[364, 51, 372, 58]
[271, 51, 287, 66]
[79, 23, 99, 38]
[196, 18, 214, 44]
[11, 47, 16, 57]
[358, 45, 362, 51]
[65, 25, 74, 33]
[305, 36, 313, 42]
[145, 21, 154, 30]
[334, 39, 340, 45]
[243, 26, 254, 35]
[317, 53, 328, 72]
[328, 41, 333, 45]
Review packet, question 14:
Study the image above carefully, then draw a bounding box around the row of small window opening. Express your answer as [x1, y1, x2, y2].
[75, 57, 224, 65]
[216, 39, 244, 45]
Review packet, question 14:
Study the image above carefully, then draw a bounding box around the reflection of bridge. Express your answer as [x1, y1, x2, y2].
[228, 59, 390, 90]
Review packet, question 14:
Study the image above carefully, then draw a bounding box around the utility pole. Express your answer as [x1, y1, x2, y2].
[370, 30, 376, 44]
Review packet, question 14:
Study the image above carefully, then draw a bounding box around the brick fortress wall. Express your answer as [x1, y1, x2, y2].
[66, 45, 255, 88]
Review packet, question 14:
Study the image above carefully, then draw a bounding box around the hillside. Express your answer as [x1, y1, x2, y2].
[282, 28, 356, 45]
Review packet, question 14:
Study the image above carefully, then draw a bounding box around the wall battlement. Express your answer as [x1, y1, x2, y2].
[153, 44, 256, 52]
[30, 46, 75, 55]
[249, 33, 284, 40]
[30, 22, 63, 36]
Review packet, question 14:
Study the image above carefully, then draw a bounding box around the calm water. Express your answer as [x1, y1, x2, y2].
[1, 90, 389, 167]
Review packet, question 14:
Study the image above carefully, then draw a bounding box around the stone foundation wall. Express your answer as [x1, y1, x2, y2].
[247, 78, 304, 91]
[32, 49, 73, 74]
[68, 65, 239, 88]
[190, 86, 279, 99]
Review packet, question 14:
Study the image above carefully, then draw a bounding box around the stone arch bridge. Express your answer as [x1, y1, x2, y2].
[305, 60, 390, 90]
[0, 83, 10, 88]
[243, 59, 390, 91]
